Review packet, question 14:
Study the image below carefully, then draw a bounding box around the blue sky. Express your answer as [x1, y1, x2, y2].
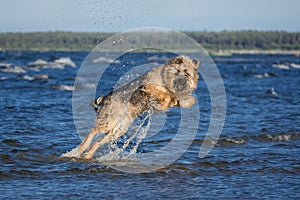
[1, 0, 300, 32]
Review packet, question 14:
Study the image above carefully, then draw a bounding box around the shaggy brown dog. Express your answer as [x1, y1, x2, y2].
[75, 55, 200, 159]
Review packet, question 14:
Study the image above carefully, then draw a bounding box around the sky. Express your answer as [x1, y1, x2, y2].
[1, 0, 300, 32]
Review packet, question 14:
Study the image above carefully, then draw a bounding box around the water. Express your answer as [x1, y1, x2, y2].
[0, 51, 300, 199]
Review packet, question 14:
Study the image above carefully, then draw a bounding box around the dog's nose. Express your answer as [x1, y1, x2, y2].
[173, 76, 187, 91]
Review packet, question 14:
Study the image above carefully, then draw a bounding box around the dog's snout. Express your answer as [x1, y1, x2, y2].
[173, 76, 187, 91]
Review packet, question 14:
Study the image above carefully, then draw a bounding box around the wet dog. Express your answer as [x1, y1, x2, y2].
[72, 55, 200, 159]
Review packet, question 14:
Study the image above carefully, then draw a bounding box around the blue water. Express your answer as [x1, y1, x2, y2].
[0, 51, 299, 199]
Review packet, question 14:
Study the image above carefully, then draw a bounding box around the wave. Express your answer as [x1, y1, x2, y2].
[51, 84, 74, 91]
[193, 131, 300, 147]
[272, 63, 300, 70]
[54, 57, 76, 67]
[19, 75, 34, 81]
[257, 132, 300, 142]
[51, 83, 97, 91]
[91, 56, 120, 64]
[0, 65, 26, 73]
[29, 61, 64, 69]
[18, 74, 49, 81]
[2, 139, 24, 147]
[74, 82, 96, 89]
[221, 138, 246, 144]
[0, 62, 13, 67]
[43, 63, 65, 69]
[265, 87, 278, 97]
[28, 59, 48, 66]
[290, 63, 300, 69]
[272, 64, 290, 69]
[0, 76, 8, 81]
[253, 72, 271, 78]
[27, 57, 76, 69]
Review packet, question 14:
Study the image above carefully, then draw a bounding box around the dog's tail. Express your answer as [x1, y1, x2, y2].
[90, 96, 104, 112]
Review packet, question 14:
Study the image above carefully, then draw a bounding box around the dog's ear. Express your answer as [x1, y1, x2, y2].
[95, 96, 104, 105]
[174, 56, 184, 64]
[91, 96, 104, 112]
[168, 56, 185, 65]
[192, 59, 200, 68]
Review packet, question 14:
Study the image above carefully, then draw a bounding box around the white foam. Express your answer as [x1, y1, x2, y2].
[45, 63, 65, 69]
[267, 134, 291, 142]
[24, 66, 40, 72]
[290, 63, 300, 69]
[81, 83, 96, 89]
[33, 74, 49, 80]
[272, 64, 290, 69]
[91, 56, 120, 64]
[0, 62, 12, 67]
[28, 57, 76, 69]
[53, 84, 74, 91]
[254, 73, 270, 78]
[96, 110, 153, 162]
[28, 59, 48, 66]
[54, 57, 76, 67]
[1, 66, 26, 73]
[20, 74, 49, 81]
[265, 87, 278, 97]
[58, 85, 74, 91]
[225, 138, 245, 144]
[61, 147, 81, 158]
[21, 75, 34, 81]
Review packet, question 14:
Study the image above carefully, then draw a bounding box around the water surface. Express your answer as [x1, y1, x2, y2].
[0, 51, 299, 199]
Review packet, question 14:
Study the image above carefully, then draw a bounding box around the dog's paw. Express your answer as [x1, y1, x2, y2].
[179, 96, 195, 108]
[82, 153, 93, 160]
[149, 98, 166, 111]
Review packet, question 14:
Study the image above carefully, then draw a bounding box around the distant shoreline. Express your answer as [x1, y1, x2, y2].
[1, 48, 300, 57]
[210, 49, 300, 56]
[1, 31, 300, 56]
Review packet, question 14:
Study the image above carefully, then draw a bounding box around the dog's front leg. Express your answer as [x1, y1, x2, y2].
[150, 93, 171, 111]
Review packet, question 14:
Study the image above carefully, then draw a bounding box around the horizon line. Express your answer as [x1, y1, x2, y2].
[1, 29, 300, 34]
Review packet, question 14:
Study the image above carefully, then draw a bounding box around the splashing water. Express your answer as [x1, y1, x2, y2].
[61, 109, 153, 162]
[95, 108, 153, 163]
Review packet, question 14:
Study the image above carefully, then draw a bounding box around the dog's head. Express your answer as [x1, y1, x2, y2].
[166, 55, 200, 95]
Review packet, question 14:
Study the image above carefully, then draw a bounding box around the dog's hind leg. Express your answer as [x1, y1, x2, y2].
[76, 127, 99, 156]
[82, 126, 127, 160]
[61, 127, 99, 158]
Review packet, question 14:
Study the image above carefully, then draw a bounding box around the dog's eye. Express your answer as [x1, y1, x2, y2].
[184, 69, 190, 77]
[173, 66, 180, 74]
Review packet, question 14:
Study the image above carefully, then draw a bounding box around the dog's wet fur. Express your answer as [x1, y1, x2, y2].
[75, 55, 200, 159]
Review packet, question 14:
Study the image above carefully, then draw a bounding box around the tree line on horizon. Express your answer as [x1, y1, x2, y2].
[0, 30, 299, 51]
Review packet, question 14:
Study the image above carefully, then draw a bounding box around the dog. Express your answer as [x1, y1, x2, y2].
[74, 55, 200, 159]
